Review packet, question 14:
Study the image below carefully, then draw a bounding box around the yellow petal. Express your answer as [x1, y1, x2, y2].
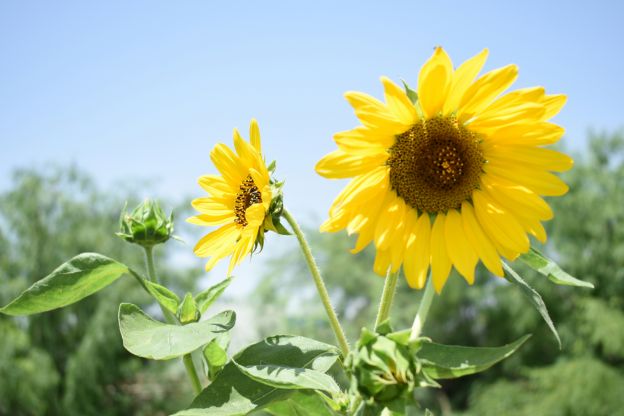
[480, 174, 554, 220]
[244, 204, 266, 228]
[373, 249, 392, 276]
[233, 128, 263, 169]
[345, 91, 407, 132]
[249, 118, 262, 152]
[541, 94, 567, 120]
[485, 145, 573, 172]
[430, 213, 452, 293]
[331, 166, 389, 213]
[403, 212, 431, 289]
[187, 213, 234, 226]
[484, 162, 569, 196]
[472, 190, 529, 253]
[210, 143, 247, 187]
[228, 232, 255, 275]
[461, 201, 504, 276]
[381, 76, 419, 125]
[485, 122, 565, 146]
[194, 223, 240, 258]
[316, 149, 388, 179]
[458, 64, 518, 122]
[198, 175, 234, 197]
[418, 47, 453, 118]
[334, 126, 395, 151]
[443, 48, 489, 114]
[191, 197, 234, 214]
[444, 209, 478, 284]
[374, 193, 403, 251]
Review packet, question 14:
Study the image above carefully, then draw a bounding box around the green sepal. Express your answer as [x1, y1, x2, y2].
[503, 262, 561, 348]
[144, 280, 180, 315]
[1, 253, 128, 316]
[118, 303, 235, 360]
[233, 360, 341, 393]
[401, 80, 418, 104]
[177, 292, 200, 324]
[418, 334, 531, 379]
[195, 277, 231, 314]
[203, 332, 230, 381]
[519, 248, 594, 289]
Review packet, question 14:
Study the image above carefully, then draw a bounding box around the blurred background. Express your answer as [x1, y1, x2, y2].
[1, 1, 623, 415]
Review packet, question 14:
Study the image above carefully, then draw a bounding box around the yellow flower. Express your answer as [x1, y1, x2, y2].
[316, 47, 572, 293]
[189, 119, 272, 274]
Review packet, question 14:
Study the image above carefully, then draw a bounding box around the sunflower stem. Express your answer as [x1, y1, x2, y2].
[282, 208, 350, 357]
[183, 354, 203, 395]
[142, 246, 204, 395]
[409, 274, 435, 341]
[374, 269, 399, 330]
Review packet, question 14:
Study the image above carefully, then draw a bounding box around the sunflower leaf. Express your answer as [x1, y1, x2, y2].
[174, 335, 340, 416]
[1, 253, 128, 316]
[503, 262, 561, 348]
[418, 334, 531, 379]
[519, 248, 594, 289]
[118, 303, 235, 360]
[195, 277, 231, 314]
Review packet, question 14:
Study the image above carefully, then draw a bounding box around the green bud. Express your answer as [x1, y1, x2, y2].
[347, 327, 417, 405]
[117, 199, 173, 248]
[177, 293, 200, 324]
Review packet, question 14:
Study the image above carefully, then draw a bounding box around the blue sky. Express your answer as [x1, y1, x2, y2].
[1, 1, 623, 292]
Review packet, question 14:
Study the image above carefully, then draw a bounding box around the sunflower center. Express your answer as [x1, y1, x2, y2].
[234, 174, 262, 227]
[387, 116, 484, 213]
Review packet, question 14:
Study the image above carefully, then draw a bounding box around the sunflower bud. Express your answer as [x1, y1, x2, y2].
[117, 199, 173, 248]
[177, 293, 200, 324]
[347, 327, 417, 405]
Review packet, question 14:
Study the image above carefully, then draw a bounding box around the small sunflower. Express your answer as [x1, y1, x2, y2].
[316, 47, 572, 293]
[189, 119, 272, 273]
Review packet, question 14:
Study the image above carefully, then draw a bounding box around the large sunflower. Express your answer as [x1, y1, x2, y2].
[316, 47, 572, 293]
[189, 119, 272, 273]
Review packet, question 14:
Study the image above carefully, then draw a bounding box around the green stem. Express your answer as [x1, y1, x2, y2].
[409, 274, 435, 341]
[142, 246, 204, 394]
[374, 269, 399, 330]
[282, 208, 350, 357]
[183, 354, 203, 395]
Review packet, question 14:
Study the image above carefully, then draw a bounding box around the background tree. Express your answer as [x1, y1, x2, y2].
[0, 166, 200, 415]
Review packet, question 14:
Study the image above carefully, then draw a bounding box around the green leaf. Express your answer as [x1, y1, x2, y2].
[261, 391, 342, 416]
[195, 277, 231, 314]
[118, 303, 235, 360]
[419, 334, 531, 379]
[203, 333, 229, 380]
[144, 280, 180, 315]
[233, 361, 341, 393]
[519, 248, 594, 289]
[1, 253, 128, 316]
[503, 262, 561, 348]
[174, 335, 340, 416]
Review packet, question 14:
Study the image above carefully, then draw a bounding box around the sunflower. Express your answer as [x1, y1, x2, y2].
[316, 47, 572, 293]
[189, 119, 272, 273]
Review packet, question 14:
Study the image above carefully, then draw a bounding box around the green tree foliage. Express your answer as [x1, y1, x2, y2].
[0, 166, 196, 415]
[255, 131, 624, 415]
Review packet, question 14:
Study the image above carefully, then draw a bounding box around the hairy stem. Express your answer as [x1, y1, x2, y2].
[282, 208, 350, 357]
[409, 275, 435, 341]
[374, 269, 399, 330]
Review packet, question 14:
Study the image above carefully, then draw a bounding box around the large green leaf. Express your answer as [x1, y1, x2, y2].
[260, 391, 341, 416]
[503, 262, 561, 348]
[419, 335, 531, 379]
[195, 277, 231, 314]
[519, 248, 594, 289]
[1, 253, 128, 316]
[118, 303, 235, 360]
[174, 335, 341, 416]
[234, 361, 341, 393]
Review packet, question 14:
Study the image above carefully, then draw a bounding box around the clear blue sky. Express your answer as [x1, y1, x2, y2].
[2, 0, 623, 218]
